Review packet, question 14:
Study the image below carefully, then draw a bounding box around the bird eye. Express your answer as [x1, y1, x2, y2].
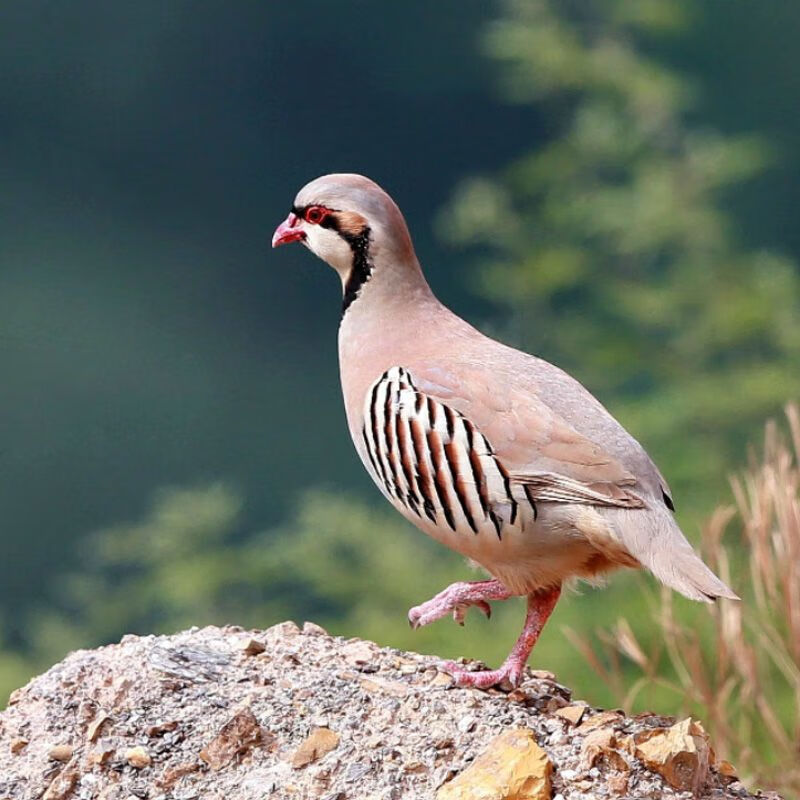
[304, 206, 327, 225]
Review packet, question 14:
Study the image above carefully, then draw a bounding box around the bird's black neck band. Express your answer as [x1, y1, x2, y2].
[341, 227, 373, 316]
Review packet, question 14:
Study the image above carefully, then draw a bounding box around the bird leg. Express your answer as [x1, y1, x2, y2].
[408, 579, 512, 629]
[443, 584, 562, 689]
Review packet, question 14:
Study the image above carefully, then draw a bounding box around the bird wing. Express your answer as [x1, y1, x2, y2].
[365, 366, 647, 516]
[406, 363, 647, 510]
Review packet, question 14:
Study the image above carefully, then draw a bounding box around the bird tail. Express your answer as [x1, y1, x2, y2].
[615, 505, 739, 602]
[649, 541, 739, 602]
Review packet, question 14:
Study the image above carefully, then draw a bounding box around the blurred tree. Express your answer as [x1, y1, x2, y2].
[439, 0, 800, 518]
[22, 484, 512, 668]
[0, 617, 34, 704]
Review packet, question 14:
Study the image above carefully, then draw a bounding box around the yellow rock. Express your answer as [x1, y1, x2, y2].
[124, 746, 152, 768]
[430, 671, 455, 688]
[87, 746, 114, 766]
[580, 727, 628, 772]
[554, 704, 586, 726]
[290, 727, 340, 768]
[437, 728, 552, 800]
[635, 717, 710, 792]
[47, 744, 74, 762]
[576, 710, 623, 733]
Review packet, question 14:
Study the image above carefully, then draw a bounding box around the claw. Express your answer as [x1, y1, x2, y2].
[452, 601, 489, 625]
[440, 660, 521, 690]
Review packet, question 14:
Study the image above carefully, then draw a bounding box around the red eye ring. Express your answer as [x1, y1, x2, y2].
[304, 205, 328, 225]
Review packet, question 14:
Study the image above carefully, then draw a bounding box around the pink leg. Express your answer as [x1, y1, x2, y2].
[443, 584, 562, 689]
[408, 579, 512, 629]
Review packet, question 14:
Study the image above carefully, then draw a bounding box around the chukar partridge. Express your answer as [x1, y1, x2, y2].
[272, 173, 738, 689]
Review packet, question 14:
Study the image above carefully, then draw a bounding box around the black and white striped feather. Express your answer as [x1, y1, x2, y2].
[362, 367, 524, 540]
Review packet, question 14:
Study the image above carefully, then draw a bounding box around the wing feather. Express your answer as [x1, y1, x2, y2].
[410, 365, 648, 509]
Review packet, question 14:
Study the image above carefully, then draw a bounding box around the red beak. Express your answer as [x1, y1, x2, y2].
[272, 212, 306, 248]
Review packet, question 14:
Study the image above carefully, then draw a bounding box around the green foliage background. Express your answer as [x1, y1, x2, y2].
[2, 6, 800, 783]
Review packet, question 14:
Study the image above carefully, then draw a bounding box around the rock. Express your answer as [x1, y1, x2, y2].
[158, 761, 200, 788]
[634, 717, 710, 792]
[9, 738, 28, 754]
[606, 771, 629, 795]
[200, 707, 268, 770]
[341, 639, 377, 666]
[124, 746, 151, 768]
[457, 716, 477, 734]
[87, 745, 114, 766]
[436, 728, 552, 800]
[575, 709, 624, 732]
[581, 728, 615, 768]
[302, 621, 328, 636]
[86, 712, 110, 742]
[239, 638, 266, 656]
[554, 704, 586, 726]
[6, 688, 22, 706]
[145, 719, 179, 737]
[291, 727, 341, 768]
[0, 624, 779, 799]
[48, 744, 74, 762]
[268, 620, 299, 638]
[430, 670, 454, 688]
[544, 696, 568, 713]
[42, 768, 79, 800]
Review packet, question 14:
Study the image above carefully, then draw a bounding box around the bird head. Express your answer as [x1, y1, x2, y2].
[272, 174, 419, 310]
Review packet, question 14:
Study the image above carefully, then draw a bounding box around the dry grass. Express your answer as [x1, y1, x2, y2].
[569, 405, 800, 795]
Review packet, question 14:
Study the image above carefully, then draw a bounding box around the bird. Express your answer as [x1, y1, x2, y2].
[272, 173, 738, 689]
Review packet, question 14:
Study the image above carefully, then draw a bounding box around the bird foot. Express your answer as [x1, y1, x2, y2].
[408, 580, 509, 629]
[436, 585, 564, 690]
[440, 658, 525, 690]
[408, 596, 491, 629]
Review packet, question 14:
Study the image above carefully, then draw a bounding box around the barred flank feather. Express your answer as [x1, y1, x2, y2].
[362, 368, 521, 540]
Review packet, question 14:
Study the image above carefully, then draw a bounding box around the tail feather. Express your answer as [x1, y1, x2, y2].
[613, 505, 739, 602]
[649, 544, 739, 603]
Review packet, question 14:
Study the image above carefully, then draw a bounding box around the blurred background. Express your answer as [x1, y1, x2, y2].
[2, 1, 800, 791]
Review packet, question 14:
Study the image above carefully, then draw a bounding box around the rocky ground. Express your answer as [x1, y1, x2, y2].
[0, 623, 782, 800]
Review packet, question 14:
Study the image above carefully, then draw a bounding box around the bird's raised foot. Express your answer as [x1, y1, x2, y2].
[408, 596, 491, 629]
[408, 580, 506, 630]
[408, 587, 492, 630]
[440, 659, 525, 690]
